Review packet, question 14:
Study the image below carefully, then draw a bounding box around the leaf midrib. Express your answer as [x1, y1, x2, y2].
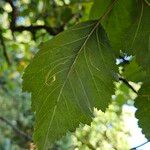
[43, 22, 99, 149]
[55, 0, 118, 106]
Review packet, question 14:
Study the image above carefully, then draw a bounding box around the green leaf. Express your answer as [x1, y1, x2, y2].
[90, 0, 138, 54]
[90, 0, 150, 76]
[129, 1, 150, 141]
[135, 79, 150, 140]
[22, 21, 117, 149]
[122, 58, 146, 82]
[90, 0, 112, 20]
[125, 1, 150, 75]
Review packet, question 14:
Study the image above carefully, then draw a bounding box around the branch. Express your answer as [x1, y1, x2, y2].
[13, 25, 64, 35]
[0, 116, 32, 141]
[131, 141, 149, 150]
[144, 0, 150, 6]
[0, 31, 11, 66]
[5, 0, 17, 30]
[4, 0, 64, 35]
[119, 77, 138, 94]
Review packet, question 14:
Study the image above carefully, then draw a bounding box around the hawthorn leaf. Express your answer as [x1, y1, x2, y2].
[22, 21, 117, 149]
[135, 79, 150, 140]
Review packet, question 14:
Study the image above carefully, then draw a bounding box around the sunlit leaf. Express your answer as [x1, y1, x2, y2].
[23, 21, 117, 149]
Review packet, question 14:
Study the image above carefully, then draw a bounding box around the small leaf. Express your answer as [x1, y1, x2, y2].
[122, 58, 146, 82]
[23, 21, 117, 149]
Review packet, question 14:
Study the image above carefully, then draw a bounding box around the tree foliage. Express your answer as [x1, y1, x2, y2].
[23, 20, 117, 149]
[22, 0, 150, 149]
[53, 102, 130, 150]
[0, 0, 150, 149]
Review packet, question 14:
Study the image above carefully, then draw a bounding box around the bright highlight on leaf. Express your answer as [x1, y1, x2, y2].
[22, 21, 117, 149]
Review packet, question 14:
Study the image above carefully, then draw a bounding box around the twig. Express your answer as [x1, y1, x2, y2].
[130, 141, 149, 150]
[119, 77, 138, 94]
[0, 31, 11, 66]
[144, 0, 150, 6]
[5, 0, 17, 30]
[0, 116, 32, 141]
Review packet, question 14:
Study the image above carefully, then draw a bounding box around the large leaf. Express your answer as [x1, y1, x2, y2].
[90, 0, 150, 73]
[90, 1, 149, 82]
[23, 21, 117, 149]
[135, 79, 150, 140]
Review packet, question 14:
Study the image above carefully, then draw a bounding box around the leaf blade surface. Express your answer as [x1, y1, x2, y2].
[23, 21, 117, 149]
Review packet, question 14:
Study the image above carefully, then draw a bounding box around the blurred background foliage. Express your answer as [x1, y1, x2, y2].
[0, 0, 137, 149]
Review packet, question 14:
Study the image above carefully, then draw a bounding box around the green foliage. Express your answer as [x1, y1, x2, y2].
[0, 0, 150, 149]
[0, 0, 97, 149]
[90, 0, 150, 142]
[22, 0, 150, 149]
[132, 3, 150, 138]
[52, 82, 134, 150]
[90, 0, 138, 54]
[127, 2, 150, 75]
[53, 103, 130, 150]
[23, 20, 117, 149]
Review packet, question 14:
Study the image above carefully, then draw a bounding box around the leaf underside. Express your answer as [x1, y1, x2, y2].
[23, 21, 117, 149]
